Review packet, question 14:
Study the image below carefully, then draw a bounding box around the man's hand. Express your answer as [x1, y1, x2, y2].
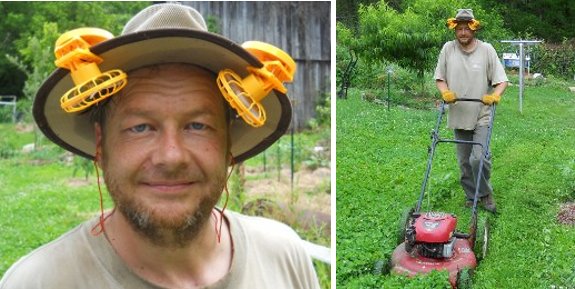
[441, 90, 457, 103]
[482, 93, 500, 105]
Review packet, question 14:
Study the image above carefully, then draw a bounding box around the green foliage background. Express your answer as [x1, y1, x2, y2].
[337, 0, 575, 101]
[0, 2, 150, 98]
[352, 0, 508, 77]
[337, 0, 575, 43]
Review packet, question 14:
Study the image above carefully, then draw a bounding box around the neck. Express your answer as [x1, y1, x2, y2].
[104, 209, 232, 289]
[459, 38, 477, 53]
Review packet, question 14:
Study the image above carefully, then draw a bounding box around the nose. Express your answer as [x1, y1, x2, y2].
[152, 128, 190, 171]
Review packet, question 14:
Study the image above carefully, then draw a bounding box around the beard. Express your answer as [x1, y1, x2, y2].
[104, 169, 226, 248]
[458, 37, 472, 46]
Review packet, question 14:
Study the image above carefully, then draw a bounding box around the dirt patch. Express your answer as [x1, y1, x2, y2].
[243, 167, 331, 215]
[66, 178, 92, 188]
[15, 123, 34, 133]
[557, 202, 575, 225]
[241, 166, 331, 236]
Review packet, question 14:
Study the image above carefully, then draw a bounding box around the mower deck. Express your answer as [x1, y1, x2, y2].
[391, 238, 476, 286]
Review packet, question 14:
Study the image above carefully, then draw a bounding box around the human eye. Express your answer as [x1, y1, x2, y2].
[187, 122, 207, 131]
[128, 123, 151, 133]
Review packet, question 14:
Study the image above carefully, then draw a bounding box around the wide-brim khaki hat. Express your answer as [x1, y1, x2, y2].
[33, 3, 292, 163]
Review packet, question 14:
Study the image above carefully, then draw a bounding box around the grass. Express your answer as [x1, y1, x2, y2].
[336, 82, 575, 288]
[0, 123, 331, 288]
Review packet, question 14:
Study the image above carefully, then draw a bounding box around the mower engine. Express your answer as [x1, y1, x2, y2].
[405, 212, 458, 259]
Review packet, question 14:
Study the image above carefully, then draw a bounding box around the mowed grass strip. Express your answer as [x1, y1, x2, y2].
[336, 85, 575, 288]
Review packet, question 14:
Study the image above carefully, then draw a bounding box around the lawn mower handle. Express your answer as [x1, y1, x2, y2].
[415, 98, 497, 238]
[449, 98, 494, 105]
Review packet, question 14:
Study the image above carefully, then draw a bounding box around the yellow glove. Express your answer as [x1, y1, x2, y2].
[482, 93, 500, 105]
[441, 90, 456, 103]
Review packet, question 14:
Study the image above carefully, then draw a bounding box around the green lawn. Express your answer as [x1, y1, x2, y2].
[0, 131, 111, 275]
[336, 84, 575, 288]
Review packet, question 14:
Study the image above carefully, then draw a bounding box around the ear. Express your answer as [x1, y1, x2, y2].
[94, 123, 103, 167]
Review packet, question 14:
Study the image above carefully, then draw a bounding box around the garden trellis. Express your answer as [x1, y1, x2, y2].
[500, 40, 542, 114]
[0, 96, 17, 123]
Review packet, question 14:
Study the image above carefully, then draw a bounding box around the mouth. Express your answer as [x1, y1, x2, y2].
[141, 180, 196, 195]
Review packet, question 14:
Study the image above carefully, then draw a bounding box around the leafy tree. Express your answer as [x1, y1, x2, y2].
[352, 0, 510, 92]
[336, 22, 357, 86]
[479, 0, 575, 43]
[2, 2, 149, 150]
[6, 23, 60, 122]
[355, 0, 446, 91]
[0, 2, 149, 98]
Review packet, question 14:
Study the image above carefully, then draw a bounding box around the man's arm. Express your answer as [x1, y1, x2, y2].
[482, 81, 508, 105]
[492, 81, 508, 96]
[436, 79, 449, 93]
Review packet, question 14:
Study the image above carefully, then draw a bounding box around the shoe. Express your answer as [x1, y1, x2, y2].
[481, 194, 497, 213]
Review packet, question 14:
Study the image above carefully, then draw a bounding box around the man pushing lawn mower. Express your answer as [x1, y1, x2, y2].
[372, 9, 508, 288]
[434, 8, 508, 213]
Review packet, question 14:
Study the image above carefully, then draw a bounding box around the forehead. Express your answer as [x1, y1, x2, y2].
[125, 63, 217, 91]
[455, 21, 471, 28]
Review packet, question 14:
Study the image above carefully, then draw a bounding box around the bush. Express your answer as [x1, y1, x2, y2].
[530, 39, 575, 80]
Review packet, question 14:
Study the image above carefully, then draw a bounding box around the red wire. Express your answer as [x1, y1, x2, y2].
[213, 154, 235, 243]
[90, 156, 113, 236]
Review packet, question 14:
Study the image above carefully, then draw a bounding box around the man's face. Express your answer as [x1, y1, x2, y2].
[455, 22, 475, 47]
[96, 64, 230, 247]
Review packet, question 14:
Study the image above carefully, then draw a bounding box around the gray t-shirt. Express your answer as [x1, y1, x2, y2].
[0, 211, 320, 289]
[434, 39, 508, 129]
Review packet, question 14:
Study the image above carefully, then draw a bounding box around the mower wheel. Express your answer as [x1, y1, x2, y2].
[474, 217, 489, 262]
[397, 207, 414, 245]
[372, 258, 391, 276]
[456, 268, 474, 289]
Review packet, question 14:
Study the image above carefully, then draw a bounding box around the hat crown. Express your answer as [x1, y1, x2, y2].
[122, 3, 208, 35]
[455, 8, 475, 21]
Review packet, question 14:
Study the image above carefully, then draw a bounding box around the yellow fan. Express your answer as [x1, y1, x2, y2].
[217, 41, 296, 127]
[55, 28, 127, 113]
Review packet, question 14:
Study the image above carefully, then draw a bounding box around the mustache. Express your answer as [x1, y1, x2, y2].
[136, 166, 205, 183]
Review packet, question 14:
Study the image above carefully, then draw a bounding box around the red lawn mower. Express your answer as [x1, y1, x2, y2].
[375, 99, 495, 288]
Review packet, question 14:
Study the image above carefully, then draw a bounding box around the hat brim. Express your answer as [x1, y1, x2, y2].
[454, 17, 474, 22]
[34, 29, 292, 163]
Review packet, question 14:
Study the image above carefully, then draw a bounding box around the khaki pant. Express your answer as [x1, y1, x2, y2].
[454, 126, 493, 200]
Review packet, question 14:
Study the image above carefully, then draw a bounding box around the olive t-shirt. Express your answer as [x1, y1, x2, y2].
[434, 39, 508, 129]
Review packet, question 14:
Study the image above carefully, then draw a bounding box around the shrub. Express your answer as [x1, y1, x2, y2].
[530, 39, 575, 80]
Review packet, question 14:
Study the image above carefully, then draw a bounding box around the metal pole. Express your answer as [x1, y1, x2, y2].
[262, 150, 266, 173]
[387, 70, 391, 111]
[290, 122, 294, 192]
[277, 138, 281, 182]
[501, 40, 541, 113]
[519, 42, 524, 114]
